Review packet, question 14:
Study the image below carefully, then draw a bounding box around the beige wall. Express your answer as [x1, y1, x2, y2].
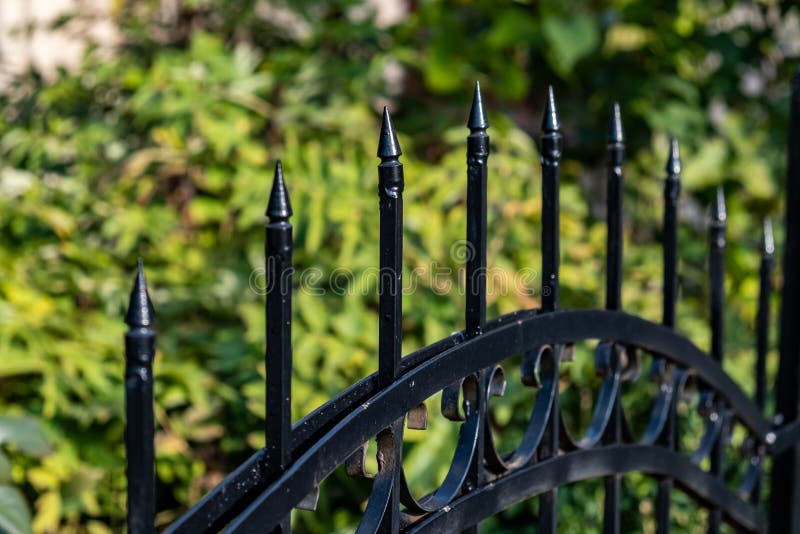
[0, 0, 406, 86]
[0, 0, 116, 85]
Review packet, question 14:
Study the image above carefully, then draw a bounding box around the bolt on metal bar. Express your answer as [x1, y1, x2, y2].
[377, 107, 405, 533]
[770, 69, 800, 534]
[602, 103, 625, 534]
[124, 259, 156, 534]
[707, 186, 727, 534]
[265, 161, 294, 532]
[538, 85, 563, 534]
[655, 138, 682, 534]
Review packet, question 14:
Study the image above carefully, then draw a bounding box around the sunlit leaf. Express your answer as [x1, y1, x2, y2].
[0, 418, 51, 457]
[0, 486, 32, 534]
[541, 14, 599, 76]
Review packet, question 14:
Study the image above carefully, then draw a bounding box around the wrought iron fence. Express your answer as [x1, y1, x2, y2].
[122, 73, 800, 533]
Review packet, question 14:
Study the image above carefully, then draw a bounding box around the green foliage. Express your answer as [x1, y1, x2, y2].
[0, 417, 51, 534]
[0, 0, 797, 531]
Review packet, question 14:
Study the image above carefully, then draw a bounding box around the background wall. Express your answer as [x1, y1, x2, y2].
[0, 0, 116, 87]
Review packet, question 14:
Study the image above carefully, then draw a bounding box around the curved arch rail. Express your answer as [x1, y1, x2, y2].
[408, 446, 764, 533]
[222, 309, 773, 533]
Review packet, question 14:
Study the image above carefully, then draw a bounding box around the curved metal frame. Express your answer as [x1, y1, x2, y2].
[219, 310, 775, 533]
[158, 310, 792, 534]
[121, 75, 800, 534]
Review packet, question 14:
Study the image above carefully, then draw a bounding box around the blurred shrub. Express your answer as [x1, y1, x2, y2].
[0, 0, 797, 531]
[0, 417, 50, 534]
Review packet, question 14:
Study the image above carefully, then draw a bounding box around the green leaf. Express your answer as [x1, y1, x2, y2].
[0, 485, 32, 534]
[423, 46, 466, 94]
[485, 9, 537, 49]
[603, 24, 652, 54]
[0, 452, 9, 484]
[682, 138, 728, 190]
[0, 417, 51, 457]
[541, 14, 599, 76]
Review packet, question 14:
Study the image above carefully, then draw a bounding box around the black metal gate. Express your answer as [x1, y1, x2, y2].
[122, 73, 800, 533]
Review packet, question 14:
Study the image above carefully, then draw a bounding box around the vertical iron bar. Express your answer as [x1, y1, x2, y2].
[538, 85, 563, 534]
[662, 139, 681, 330]
[463, 82, 490, 534]
[378, 107, 404, 388]
[752, 218, 774, 504]
[710, 187, 726, 366]
[756, 218, 774, 413]
[770, 69, 800, 534]
[124, 259, 156, 534]
[603, 103, 625, 534]
[541, 86, 562, 313]
[466, 81, 489, 336]
[605, 103, 624, 312]
[265, 162, 294, 532]
[656, 139, 681, 534]
[708, 187, 726, 534]
[538, 379, 560, 533]
[377, 107, 404, 533]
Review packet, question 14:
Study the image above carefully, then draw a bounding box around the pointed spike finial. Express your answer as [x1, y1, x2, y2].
[377, 106, 402, 158]
[608, 102, 624, 143]
[666, 138, 681, 176]
[542, 85, 560, 133]
[763, 217, 775, 256]
[468, 81, 489, 130]
[712, 185, 727, 223]
[266, 160, 293, 220]
[125, 258, 155, 327]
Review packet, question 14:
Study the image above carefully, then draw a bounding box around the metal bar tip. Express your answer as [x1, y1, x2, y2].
[608, 102, 624, 143]
[468, 81, 489, 131]
[266, 160, 293, 220]
[378, 107, 402, 158]
[712, 186, 727, 223]
[125, 258, 155, 328]
[666, 138, 681, 176]
[542, 86, 560, 133]
[763, 217, 775, 256]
